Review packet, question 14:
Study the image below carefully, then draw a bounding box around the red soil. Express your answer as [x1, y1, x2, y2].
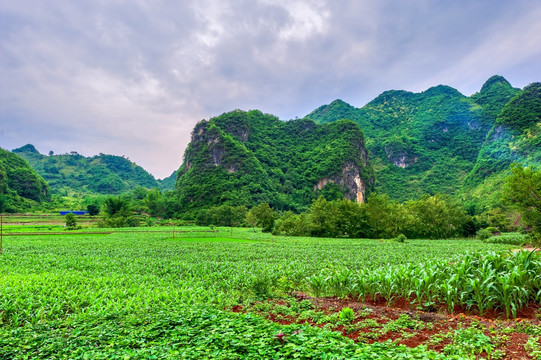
[232, 293, 541, 359]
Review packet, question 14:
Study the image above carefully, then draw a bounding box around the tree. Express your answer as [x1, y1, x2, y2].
[365, 194, 406, 238]
[246, 203, 275, 232]
[101, 196, 134, 227]
[405, 194, 467, 239]
[87, 204, 100, 216]
[504, 164, 541, 244]
[65, 213, 77, 230]
[208, 205, 247, 235]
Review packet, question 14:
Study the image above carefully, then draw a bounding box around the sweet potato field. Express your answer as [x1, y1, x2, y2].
[0, 227, 540, 359]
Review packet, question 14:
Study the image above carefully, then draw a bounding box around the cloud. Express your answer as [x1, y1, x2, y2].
[1, 0, 540, 178]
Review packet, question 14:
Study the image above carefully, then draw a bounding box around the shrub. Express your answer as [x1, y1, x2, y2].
[393, 234, 407, 243]
[65, 213, 78, 230]
[477, 228, 492, 241]
[485, 226, 500, 235]
[484, 233, 526, 246]
[250, 275, 272, 300]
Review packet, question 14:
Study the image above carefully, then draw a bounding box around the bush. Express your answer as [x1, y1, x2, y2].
[65, 213, 78, 230]
[484, 233, 526, 246]
[477, 228, 492, 241]
[393, 234, 407, 243]
[485, 226, 500, 235]
[250, 275, 272, 300]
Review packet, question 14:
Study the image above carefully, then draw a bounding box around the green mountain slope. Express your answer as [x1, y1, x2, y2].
[176, 110, 373, 214]
[464, 82, 541, 207]
[0, 147, 49, 212]
[157, 170, 178, 191]
[305, 76, 522, 202]
[12, 145, 160, 196]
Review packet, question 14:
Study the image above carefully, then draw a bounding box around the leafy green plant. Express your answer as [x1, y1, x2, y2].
[525, 336, 541, 359]
[338, 307, 355, 324]
[444, 327, 495, 357]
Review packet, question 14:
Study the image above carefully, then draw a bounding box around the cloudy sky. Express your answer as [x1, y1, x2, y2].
[1, 0, 541, 178]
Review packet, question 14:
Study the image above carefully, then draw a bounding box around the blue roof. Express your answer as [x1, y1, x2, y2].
[60, 211, 88, 215]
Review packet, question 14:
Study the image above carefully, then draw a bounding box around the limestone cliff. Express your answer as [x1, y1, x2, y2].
[177, 110, 373, 211]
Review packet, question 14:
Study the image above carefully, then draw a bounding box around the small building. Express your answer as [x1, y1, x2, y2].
[60, 210, 88, 216]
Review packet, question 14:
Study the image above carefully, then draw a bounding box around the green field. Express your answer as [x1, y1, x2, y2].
[0, 228, 540, 359]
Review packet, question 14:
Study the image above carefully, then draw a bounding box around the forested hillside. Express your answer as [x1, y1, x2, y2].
[8, 76, 539, 216]
[158, 170, 178, 191]
[464, 82, 541, 207]
[13, 145, 160, 196]
[306, 76, 522, 202]
[176, 110, 373, 215]
[0, 148, 49, 212]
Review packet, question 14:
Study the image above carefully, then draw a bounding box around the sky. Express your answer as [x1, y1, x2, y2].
[1, 1, 541, 179]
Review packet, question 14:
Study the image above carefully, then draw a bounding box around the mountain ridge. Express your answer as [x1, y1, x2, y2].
[12, 145, 175, 196]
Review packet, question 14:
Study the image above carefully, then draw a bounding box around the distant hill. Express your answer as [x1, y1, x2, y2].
[464, 81, 541, 207]
[305, 75, 523, 203]
[0, 147, 49, 212]
[158, 170, 178, 191]
[176, 110, 373, 214]
[12, 145, 160, 195]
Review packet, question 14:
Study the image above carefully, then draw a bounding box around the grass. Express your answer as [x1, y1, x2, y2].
[0, 228, 536, 358]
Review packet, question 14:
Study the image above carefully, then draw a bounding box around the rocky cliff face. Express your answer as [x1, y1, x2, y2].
[314, 163, 366, 203]
[176, 110, 373, 212]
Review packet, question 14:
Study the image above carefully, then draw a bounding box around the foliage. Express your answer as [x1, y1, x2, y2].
[100, 196, 137, 228]
[306, 78, 514, 203]
[86, 204, 100, 216]
[476, 228, 492, 241]
[0, 229, 523, 358]
[311, 250, 541, 318]
[157, 169, 178, 191]
[404, 194, 467, 239]
[393, 234, 407, 243]
[504, 164, 541, 243]
[64, 213, 77, 230]
[272, 194, 469, 239]
[0, 148, 49, 212]
[338, 307, 355, 324]
[464, 82, 541, 208]
[204, 205, 247, 234]
[484, 233, 526, 246]
[142, 188, 179, 218]
[12, 145, 160, 196]
[497, 82, 541, 131]
[246, 203, 276, 232]
[176, 110, 373, 214]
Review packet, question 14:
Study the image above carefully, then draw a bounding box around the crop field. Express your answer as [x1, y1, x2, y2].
[0, 226, 540, 359]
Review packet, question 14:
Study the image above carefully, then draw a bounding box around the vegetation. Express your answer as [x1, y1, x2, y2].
[2, 75, 541, 359]
[176, 110, 373, 216]
[464, 82, 541, 208]
[0, 228, 529, 358]
[12, 145, 161, 196]
[503, 164, 541, 244]
[270, 194, 469, 239]
[306, 78, 519, 203]
[0, 148, 49, 212]
[64, 213, 78, 230]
